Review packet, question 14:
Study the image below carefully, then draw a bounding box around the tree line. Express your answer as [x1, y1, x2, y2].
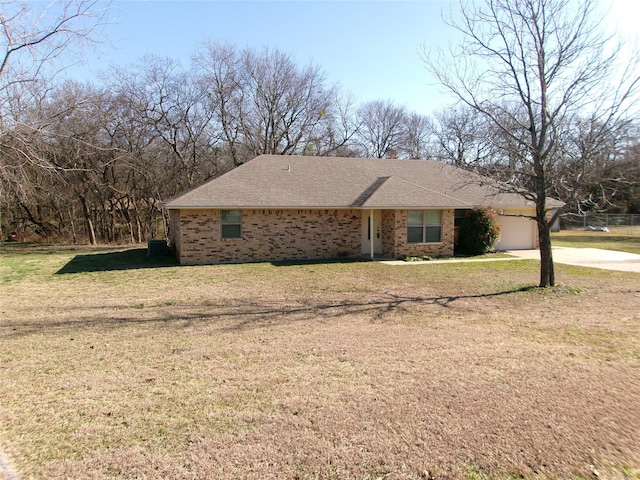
[1, 1, 638, 247]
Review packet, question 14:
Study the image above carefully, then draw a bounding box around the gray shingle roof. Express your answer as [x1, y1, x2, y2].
[163, 155, 557, 210]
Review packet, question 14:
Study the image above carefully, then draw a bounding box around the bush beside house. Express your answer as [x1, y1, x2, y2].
[457, 208, 501, 255]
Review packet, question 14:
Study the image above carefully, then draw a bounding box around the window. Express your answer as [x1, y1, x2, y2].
[407, 210, 442, 243]
[221, 210, 241, 238]
[454, 209, 468, 228]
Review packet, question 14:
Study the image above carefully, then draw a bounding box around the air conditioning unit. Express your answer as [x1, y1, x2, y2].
[147, 239, 168, 257]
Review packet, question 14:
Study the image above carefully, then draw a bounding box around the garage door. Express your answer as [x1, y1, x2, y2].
[495, 215, 536, 250]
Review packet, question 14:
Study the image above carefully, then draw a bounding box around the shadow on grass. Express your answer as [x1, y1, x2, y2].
[56, 248, 179, 274]
[4, 286, 540, 337]
[271, 257, 372, 267]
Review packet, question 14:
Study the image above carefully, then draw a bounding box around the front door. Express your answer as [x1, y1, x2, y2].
[361, 210, 382, 256]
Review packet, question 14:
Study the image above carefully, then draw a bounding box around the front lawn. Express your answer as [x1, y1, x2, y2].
[1, 246, 639, 479]
[552, 227, 640, 254]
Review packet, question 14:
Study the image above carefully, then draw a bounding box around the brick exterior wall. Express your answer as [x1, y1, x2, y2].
[170, 208, 456, 264]
[172, 209, 362, 264]
[381, 210, 397, 258]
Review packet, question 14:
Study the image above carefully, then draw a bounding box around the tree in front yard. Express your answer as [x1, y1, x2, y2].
[424, 0, 640, 286]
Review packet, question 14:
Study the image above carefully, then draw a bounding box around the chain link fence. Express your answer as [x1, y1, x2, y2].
[561, 214, 640, 230]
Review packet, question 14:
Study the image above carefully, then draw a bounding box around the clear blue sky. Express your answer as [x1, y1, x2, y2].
[68, 0, 462, 115]
[65, 0, 639, 117]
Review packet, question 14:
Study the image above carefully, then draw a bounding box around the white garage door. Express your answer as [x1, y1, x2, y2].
[495, 215, 536, 250]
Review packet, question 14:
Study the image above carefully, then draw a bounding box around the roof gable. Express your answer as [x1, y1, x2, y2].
[163, 155, 548, 210]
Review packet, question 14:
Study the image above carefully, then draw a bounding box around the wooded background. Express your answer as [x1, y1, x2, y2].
[1, 2, 638, 245]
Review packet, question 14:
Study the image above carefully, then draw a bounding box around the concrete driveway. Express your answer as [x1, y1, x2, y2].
[506, 247, 640, 273]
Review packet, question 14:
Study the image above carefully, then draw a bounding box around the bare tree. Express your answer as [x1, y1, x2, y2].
[0, 78, 72, 239]
[556, 118, 640, 215]
[425, 0, 640, 287]
[0, 0, 110, 240]
[0, 0, 108, 83]
[195, 43, 336, 164]
[400, 112, 434, 160]
[608, 134, 640, 213]
[433, 106, 493, 166]
[129, 55, 222, 185]
[104, 56, 226, 241]
[194, 42, 245, 166]
[39, 81, 113, 244]
[355, 100, 408, 158]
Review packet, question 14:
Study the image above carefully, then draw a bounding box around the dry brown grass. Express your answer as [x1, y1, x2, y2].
[1, 246, 639, 479]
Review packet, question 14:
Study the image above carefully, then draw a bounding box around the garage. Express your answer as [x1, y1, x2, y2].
[494, 213, 537, 250]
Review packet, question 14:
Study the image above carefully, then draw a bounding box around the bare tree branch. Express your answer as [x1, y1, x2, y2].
[424, 0, 640, 286]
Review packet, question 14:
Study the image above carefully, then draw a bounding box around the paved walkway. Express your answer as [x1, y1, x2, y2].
[382, 247, 640, 273]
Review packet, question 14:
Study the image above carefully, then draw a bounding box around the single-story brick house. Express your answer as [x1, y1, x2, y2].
[163, 155, 558, 264]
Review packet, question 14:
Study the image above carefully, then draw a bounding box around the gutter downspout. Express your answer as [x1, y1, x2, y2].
[370, 209, 374, 260]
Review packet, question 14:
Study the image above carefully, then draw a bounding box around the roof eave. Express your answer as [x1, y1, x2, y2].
[164, 203, 538, 210]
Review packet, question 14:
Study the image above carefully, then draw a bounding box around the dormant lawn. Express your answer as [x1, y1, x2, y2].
[1, 241, 639, 479]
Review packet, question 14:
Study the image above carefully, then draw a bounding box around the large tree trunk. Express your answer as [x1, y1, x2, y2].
[538, 220, 555, 287]
[536, 185, 555, 287]
[68, 207, 77, 244]
[534, 156, 555, 287]
[80, 196, 97, 245]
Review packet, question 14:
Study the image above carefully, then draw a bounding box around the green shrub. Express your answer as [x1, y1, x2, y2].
[457, 208, 501, 255]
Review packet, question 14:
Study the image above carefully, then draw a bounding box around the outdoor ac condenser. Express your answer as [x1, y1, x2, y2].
[147, 239, 168, 257]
